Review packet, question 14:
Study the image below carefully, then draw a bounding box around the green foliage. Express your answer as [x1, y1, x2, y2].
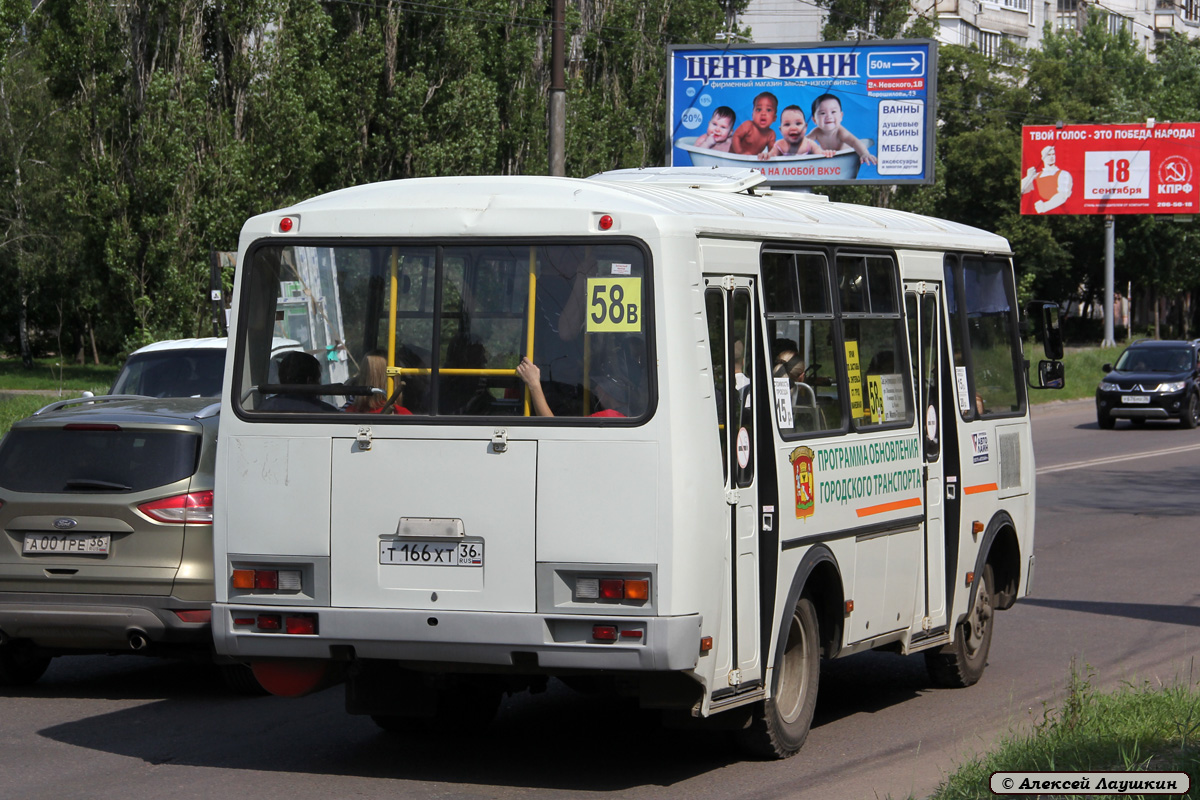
[5, 0, 1200, 355]
[930, 663, 1200, 799]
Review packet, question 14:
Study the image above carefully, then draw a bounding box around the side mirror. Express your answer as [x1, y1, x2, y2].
[1102, 363, 1113, 373]
[1035, 360, 1064, 389]
[1038, 301, 1064, 360]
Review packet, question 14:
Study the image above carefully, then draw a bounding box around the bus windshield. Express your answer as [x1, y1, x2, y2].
[235, 242, 652, 420]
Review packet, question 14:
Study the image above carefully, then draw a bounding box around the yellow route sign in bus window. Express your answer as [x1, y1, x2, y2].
[867, 374, 885, 423]
[587, 277, 642, 333]
[845, 340, 865, 420]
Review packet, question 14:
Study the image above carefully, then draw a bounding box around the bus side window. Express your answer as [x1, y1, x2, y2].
[704, 288, 728, 480]
[836, 254, 913, 429]
[764, 250, 842, 436]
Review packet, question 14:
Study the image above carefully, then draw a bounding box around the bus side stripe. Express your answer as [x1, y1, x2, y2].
[964, 482, 999, 495]
[855, 497, 923, 517]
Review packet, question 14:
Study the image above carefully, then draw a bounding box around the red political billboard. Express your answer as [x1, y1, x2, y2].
[1020, 123, 1199, 215]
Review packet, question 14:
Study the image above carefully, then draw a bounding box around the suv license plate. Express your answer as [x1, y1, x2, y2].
[1122, 395, 1150, 404]
[23, 533, 110, 555]
[379, 538, 483, 567]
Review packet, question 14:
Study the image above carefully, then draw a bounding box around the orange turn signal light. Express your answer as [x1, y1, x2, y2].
[624, 579, 649, 601]
[700, 636, 713, 652]
[232, 569, 255, 589]
[965, 571, 975, 587]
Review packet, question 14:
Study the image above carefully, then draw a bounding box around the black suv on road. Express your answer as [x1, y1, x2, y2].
[1095, 339, 1200, 429]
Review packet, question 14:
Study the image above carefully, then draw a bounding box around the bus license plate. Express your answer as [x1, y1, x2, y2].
[1122, 395, 1150, 404]
[23, 533, 110, 555]
[379, 539, 483, 567]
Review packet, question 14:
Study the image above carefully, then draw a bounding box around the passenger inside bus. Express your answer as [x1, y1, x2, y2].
[516, 356, 631, 418]
[349, 353, 412, 415]
[260, 351, 342, 413]
[773, 340, 824, 430]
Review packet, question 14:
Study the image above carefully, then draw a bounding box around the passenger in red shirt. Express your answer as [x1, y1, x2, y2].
[516, 356, 628, 418]
[350, 353, 412, 415]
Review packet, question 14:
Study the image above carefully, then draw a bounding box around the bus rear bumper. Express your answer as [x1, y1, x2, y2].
[212, 603, 702, 672]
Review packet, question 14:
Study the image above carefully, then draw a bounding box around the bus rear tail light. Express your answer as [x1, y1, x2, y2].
[573, 575, 650, 604]
[599, 579, 624, 599]
[257, 614, 282, 631]
[232, 568, 302, 592]
[285, 615, 317, 635]
[592, 625, 618, 641]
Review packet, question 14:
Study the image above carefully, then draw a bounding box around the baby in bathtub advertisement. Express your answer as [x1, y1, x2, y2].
[667, 40, 937, 187]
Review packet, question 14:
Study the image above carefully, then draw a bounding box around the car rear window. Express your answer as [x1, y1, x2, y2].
[111, 350, 225, 397]
[0, 428, 201, 493]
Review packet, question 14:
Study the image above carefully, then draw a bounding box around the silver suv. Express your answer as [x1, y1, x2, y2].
[0, 338, 294, 688]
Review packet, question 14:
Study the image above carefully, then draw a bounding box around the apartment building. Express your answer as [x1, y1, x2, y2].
[737, 0, 1198, 57]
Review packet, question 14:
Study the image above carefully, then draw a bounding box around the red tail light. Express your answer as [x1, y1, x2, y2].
[138, 491, 214, 524]
[172, 609, 212, 624]
[63, 423, 122, 431]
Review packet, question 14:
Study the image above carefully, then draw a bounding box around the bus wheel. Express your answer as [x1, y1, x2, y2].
[736, 596, 820, 759]
[926, 564, 994, 688]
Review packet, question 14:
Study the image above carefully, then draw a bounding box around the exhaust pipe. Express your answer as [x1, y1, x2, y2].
[128, 630, 149, 651]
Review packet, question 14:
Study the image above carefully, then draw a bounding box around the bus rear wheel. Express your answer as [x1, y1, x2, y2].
[926, 564, 994, 688]
[736, 596, 820, 759]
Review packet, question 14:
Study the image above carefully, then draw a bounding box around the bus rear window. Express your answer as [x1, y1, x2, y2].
[235, 242, 652, 421]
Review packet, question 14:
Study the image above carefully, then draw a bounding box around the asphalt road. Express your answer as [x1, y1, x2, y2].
[3, 398, 1199, 800]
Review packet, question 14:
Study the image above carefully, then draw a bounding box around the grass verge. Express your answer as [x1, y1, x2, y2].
[929, 662, 1200, 800]
[0, 357, 117, 393]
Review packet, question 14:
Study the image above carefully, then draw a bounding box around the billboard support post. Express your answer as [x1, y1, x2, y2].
[1104, 215, 1116, 347]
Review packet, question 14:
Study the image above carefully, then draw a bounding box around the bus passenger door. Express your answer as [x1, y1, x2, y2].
[704, 277, 762, 688]
[905, 283, 948, 634]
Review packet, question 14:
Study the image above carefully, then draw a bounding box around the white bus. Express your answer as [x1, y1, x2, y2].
[213, 168, 1063, 758]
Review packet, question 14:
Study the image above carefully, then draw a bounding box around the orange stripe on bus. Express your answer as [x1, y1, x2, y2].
[855, 497, 922, 517]
[963, 483, 999, 495]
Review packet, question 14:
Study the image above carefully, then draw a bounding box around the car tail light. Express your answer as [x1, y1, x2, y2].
[172, 609, 211, 624]
[138, 491, 214, 524]
[63, 423, 122, 431]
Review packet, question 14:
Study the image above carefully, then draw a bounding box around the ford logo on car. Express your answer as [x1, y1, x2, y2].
[52, 518, 78, 530]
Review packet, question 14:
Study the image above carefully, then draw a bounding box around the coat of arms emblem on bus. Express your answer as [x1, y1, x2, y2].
[789, 446, 815, 519]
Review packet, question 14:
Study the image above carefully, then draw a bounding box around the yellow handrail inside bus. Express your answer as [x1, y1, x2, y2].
[387, 247, 399, 399]
[525, 246, 537, 416]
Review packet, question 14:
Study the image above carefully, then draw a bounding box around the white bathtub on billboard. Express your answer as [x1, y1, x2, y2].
[674, 136, 873, 182]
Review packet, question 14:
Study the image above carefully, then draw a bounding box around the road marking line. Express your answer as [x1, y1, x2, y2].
[1037, 442, 1200, 475]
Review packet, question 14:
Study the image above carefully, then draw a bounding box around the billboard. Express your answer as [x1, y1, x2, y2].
[667, 40, 937, 187]
[1020, 123, 1200, 215]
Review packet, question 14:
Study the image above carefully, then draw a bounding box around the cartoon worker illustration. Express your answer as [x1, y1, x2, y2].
[1021, 145, 1074, 213]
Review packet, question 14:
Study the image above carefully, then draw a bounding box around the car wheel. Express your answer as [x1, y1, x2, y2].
[736, 596, 820, 759]
[1181, 393, 1199, 429]
[1097, 410, 1116, 429]
[0, 645, 52, 687]
[926, 565, 994, 688]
